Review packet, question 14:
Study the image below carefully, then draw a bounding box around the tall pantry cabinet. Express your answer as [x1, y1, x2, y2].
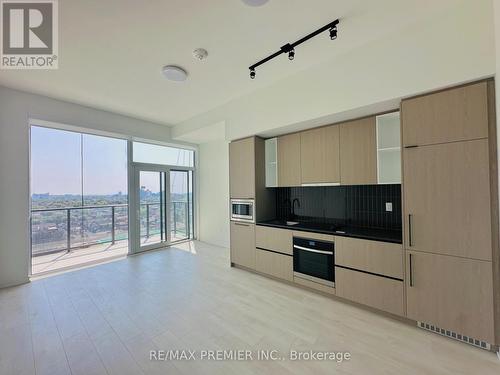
[401, 80, 499, 345]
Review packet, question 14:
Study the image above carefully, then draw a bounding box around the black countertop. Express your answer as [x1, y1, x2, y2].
[257, 219, 402, 244]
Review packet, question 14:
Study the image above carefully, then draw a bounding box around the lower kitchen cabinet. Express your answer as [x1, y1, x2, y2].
[255, 225, 292, 255]
[335, 237, 403, 279]
[230, 222, 255, 269]
[335, 267, 404, 316]
[255, 249, 293, 281]
[406, 251, 494, 343]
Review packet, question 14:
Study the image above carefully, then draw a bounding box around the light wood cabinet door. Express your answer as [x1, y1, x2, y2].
[401, 82, 489, 147]
[255, 249, 293, 281]
[335, 237, 403, 279]
[255, 226, 292, 255]
[229, 137, 255, 199]
[403, 139, 491, 260]
[335, 267, 404, 316]
[406, 251, 494, 343]
[278, 133, 301, 186]
[300, 125, 340, 184]
[339, 117, 377, 185]
[230, 222, 255, 269]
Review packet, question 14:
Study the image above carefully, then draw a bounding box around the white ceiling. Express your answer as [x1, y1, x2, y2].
[0, 0, 459, 127]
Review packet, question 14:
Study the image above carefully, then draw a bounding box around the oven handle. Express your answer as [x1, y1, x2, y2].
[293, 245, 333, 255]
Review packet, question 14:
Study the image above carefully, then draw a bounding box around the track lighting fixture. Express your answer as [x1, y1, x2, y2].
[329, 26, 337, 40]
[248, 19, 339, 79]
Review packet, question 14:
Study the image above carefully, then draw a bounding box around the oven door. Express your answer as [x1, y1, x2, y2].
[293, 238, 335, 287]
[231, 199, 254, 222]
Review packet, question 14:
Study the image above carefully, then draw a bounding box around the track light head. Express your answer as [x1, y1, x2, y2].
[288, 49, 295, 61]
[329, 26, 338, 40]
[250, 68, 256, 79]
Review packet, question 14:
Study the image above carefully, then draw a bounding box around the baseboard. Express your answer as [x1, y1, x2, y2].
[0, 278, 30, 290]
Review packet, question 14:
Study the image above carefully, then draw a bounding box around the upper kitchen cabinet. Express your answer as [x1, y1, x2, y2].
[340, 117, 377, 185]
[265, 138, 278, 187]
[229, 137, 256, 199]
[278, 133, 301, 187]
[401, 81, 489, 147]
[376, 112, 401, 184]
[300, 125, 340, 185]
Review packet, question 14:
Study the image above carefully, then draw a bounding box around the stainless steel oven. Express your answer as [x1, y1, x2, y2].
[230, 199, 255, 223]
[293, 236, 335, 287]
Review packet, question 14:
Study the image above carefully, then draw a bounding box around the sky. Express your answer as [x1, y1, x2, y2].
[31, 126, 191, 196]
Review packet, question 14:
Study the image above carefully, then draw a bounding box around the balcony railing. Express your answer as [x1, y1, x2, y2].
[31, 202, 190, 256]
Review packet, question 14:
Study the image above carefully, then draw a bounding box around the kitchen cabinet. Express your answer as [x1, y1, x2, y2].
[401, 81, 488, 147]
[265, 138, 278, 187]
[278, 133, 301, 186]
[340, 117, 377, 185]
[229, 137, 255, 199]
[255, 226, 292, 255]
[376, 112, 401, 184]
[300, 125, 340, 185]
[255, 249, 293, 281]
[230, 222, 255, 269]
[335, 237, 403, 279]
[406, 251, 494, 343]
[335, 267, 404, 316]
[403, 138, 491, 260]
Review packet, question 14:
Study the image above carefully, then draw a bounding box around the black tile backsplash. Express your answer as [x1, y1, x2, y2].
[275, 184, 401, 230]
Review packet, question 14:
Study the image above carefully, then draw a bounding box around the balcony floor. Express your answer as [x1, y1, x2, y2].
[32, 233, 190, 276]
[32, 240, 129, 276]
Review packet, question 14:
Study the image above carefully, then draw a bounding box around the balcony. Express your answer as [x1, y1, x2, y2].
[31, 202, 190, 275]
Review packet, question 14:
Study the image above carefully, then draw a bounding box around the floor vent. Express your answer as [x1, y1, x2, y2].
[417, 322, 491, 351]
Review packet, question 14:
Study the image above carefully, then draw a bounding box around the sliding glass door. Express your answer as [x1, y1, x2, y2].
[170, 170, 193, 242]
[134, 166, 169, 252]
[132, 166, 194, 253]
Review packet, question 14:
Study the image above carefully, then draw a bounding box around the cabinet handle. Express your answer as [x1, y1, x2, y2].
[405, 145, 419, 149]
[408, 214, 413, 247]
[234, 222, 250, 227]
[409, 253, 414, 287]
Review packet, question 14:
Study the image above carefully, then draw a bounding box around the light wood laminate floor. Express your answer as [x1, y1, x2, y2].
[1, 241, 498, 375]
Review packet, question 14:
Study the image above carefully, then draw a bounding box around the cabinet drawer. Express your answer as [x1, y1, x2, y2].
[335, 267, 404, 316]
[256, 226, 292, 255]
[335, 237, 403, 279]
[255, 249, 293, 281]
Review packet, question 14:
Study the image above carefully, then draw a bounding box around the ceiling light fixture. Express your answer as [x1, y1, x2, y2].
[248, 19, 339, 79]
[329, 25, 338, 40]
[162, 65, 188, 82]
[241, 0, 269, 6]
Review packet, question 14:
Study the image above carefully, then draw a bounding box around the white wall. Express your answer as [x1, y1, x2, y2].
[198, 140, 230, 248]
[174, 0, 495, 142]
[0, 86, 178, 288]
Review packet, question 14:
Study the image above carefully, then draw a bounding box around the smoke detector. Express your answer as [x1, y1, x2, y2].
[193, 48, 208, 61]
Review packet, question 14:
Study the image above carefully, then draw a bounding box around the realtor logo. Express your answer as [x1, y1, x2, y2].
[1, 0, 58, 69]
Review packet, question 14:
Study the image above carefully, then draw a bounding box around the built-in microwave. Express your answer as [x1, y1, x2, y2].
[230, 199, 255, 223]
